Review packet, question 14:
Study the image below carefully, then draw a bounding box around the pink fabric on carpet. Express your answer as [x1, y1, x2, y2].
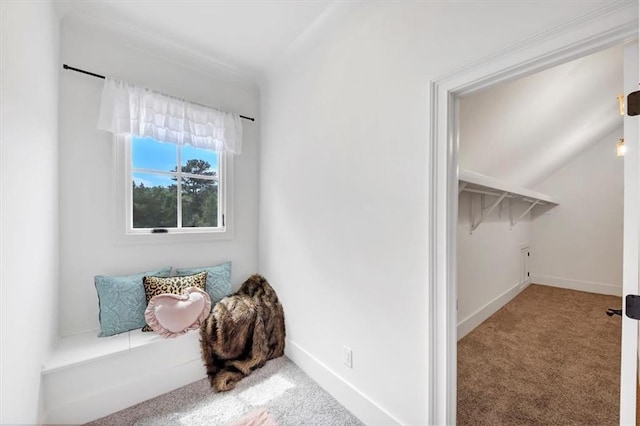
[224, 408, 278, 426]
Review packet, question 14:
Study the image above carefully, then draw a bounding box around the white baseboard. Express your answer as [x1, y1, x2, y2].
[285, 340, 401, 426]
[457, 281, 530, 340]
[531, 274, 622, 296]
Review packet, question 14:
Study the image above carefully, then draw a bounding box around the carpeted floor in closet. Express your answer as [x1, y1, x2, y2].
[458, 284, 624, 425]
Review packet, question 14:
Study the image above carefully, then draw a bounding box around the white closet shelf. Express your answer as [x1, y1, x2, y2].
[459, 169, 558, 233]
[459, 169, 559, 205]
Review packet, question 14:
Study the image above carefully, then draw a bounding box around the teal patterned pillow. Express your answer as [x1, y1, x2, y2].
[175, 261, 231, 305]
[95, 266, 172, 337]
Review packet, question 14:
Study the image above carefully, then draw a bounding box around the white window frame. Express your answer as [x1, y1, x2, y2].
[113, 135, 233, 243]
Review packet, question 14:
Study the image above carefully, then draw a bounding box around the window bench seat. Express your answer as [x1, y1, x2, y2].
[42, 329, 205, 424]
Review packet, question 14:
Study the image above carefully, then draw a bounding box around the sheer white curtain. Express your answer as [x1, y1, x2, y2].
[98, 78, 242, 154]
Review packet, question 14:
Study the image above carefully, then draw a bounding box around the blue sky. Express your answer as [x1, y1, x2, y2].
[132, 136, 218, 187]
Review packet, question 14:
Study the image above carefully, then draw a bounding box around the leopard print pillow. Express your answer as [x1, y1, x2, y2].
[142, 271, 208, 332]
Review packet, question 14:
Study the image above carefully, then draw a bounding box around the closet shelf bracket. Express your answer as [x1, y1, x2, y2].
[459, 168, 559, 234]
[459, 182, 468, 194]
[510, 200, 540, 229]
[470, 191, 509, 233]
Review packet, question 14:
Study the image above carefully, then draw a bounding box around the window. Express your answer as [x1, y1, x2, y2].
[119, 136, 232, 239]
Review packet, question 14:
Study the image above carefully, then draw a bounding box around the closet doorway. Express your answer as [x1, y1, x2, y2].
[455, 43, 633, 425]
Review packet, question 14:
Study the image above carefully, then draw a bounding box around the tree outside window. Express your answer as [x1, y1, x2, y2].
[130, 136, 223, 230]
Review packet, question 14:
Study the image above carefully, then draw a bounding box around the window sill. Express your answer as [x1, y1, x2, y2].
[114, 227, 233, 245]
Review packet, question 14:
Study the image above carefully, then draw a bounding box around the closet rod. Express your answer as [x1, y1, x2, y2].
[62, 64, 256, 122]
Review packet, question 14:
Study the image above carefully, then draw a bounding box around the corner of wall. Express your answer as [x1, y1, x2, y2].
[1, 1, 61, 424]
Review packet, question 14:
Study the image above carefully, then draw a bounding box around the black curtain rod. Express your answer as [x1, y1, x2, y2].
[62, 64, 255, 122]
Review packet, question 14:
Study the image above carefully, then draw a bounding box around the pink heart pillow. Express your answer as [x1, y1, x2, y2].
[144, 287, 212, 338]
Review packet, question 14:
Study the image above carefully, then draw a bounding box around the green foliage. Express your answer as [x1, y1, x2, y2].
[132, 159, 218, 229]
[132, 182, 177, 228]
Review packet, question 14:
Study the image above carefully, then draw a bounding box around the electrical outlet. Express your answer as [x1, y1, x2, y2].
[343, 346, 353, 368]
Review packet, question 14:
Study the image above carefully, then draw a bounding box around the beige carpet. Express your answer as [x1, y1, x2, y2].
[458, 284, 623, 425]
[86, 356, 363, 425]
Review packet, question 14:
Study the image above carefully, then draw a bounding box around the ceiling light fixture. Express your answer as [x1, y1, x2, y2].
[617, 138, 626, 157]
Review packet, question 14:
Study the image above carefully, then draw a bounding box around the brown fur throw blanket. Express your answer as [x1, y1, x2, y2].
[200, 274, 285, 392]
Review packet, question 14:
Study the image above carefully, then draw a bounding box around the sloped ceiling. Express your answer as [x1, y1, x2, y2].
[459, 44, 624, 189]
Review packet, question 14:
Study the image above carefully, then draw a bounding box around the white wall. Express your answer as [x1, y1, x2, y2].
[531, 129, 624, 295]
[258, 2, 611, 424]
[457, 193, 532, 338]
[58, 17, 260, 336]
[0, 2, 60, 423]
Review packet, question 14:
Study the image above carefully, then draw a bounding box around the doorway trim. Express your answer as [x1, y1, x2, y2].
[427, 3, 638, 424]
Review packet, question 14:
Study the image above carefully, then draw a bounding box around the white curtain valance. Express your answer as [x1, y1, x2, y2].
[97, 78, 242, 154]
